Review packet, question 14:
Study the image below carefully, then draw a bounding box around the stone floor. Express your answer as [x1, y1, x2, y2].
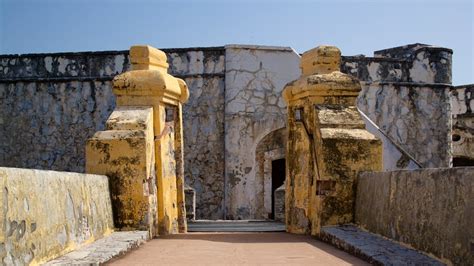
[320, 225, 445, 265]
[109, 232, 367, 265]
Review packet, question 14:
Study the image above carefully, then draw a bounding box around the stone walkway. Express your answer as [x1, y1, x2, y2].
[109, 232, 368, 265]
[320, 225, 445, 265]
[44, 231, 149, 265]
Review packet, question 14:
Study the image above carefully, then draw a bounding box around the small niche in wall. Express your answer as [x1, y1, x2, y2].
[294, 108, 304, 122]
[165, 106, 176, 122]
[316, 180, 336, 196]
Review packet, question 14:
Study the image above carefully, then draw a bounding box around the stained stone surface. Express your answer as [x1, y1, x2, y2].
[0, 167, 114, 265]
[44, 231, 149, 265]
[224, 45, 300, 220]
[0, 47, 227, 220]
[0, 43, 462, 221]
[320, 225, 445, 265]
[356, 168, 474, 265]
[357, 83, 452, 168]
[451, 84, 474, 164]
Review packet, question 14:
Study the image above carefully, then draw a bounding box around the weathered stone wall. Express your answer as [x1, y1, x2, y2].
[0, 167, 114, 265]
[356, 168, 474, 265]
[343, 44, 454, 169]
[0, 48, 226, 220]
[0, 51, 126, 172]
[451, 84, 474, 165]
[0, 43, 459, 220]
[224, 45, 300, 219]
[357, 83, 452, 168]
[174, 48, 226, 220]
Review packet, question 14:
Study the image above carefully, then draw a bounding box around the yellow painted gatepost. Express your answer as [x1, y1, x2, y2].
[86, 45, 189, 237]
[283, 46, 383, 236]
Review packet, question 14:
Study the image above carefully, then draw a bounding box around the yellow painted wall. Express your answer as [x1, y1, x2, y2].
[0, 168, 113, 265]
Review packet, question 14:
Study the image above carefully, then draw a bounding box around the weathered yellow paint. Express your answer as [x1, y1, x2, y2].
[87, 46, 189, 234]
[86, 106, 158, 237]
[283, 45, 383, 236]
[0, 168, 114, 265]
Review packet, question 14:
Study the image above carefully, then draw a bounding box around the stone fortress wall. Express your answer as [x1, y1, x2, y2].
[451, 83, 474, 165]
[0, 43, 467, 220]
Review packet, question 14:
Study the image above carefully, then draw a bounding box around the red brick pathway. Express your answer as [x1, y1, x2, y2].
[110, 232, 367, 265]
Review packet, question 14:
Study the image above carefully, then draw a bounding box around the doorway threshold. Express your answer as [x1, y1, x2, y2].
[188, 220, 286, 232]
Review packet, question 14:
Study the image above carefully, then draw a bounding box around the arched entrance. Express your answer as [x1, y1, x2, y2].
[255, 127, 287, 220]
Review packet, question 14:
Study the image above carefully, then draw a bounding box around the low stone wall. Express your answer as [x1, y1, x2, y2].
[356, 168, 474, 265]
[0, 167, 114, 265]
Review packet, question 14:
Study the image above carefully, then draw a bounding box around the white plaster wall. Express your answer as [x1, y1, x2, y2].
[358, 107, 420, 170]
[358, 83, 452, 168]
[224, 45, 300, 219]
[451, 85, 474, 161]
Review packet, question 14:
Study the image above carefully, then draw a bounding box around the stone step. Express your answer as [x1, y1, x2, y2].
[320, 225, 445, 265]
[43, 231, 149, 265]
[188, 220, 286, 232]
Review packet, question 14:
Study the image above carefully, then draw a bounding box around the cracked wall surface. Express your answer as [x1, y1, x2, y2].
[224, 45, 300, 219]
[451, 84, 474, 164]
[345, 44, 454, 168]
[358, 83, 452, 168]
[0, 43, 464, 220]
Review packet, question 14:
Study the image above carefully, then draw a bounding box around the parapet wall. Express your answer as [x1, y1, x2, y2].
[356, 168, 474, 265]
[0, 167, 114, 265]
[342, 43, 452, 84]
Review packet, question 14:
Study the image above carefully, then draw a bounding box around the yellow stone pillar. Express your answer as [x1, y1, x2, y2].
[86, 45, 189, 236]
[283, 46, 382, 236]
[112, 45, 189, 235]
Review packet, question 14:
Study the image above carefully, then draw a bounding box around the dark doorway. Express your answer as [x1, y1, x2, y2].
[271, 158, 286, 220]
[453, 157, 474, 167]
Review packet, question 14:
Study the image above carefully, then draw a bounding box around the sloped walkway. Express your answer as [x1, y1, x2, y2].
[109, 232, 367, 265]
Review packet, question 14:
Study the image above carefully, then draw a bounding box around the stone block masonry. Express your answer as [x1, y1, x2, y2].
[0, 167, 114, 265]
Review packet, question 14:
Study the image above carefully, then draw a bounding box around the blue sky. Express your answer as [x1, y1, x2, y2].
[0, 0, 472, 85]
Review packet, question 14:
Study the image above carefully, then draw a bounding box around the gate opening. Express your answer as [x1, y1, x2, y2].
[271, 158, 286, 220]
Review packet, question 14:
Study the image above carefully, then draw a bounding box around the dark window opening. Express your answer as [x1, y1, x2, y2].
[453, 157, 474, 167]
[165, 107, 175, 122]
[271, 158, 286, 220]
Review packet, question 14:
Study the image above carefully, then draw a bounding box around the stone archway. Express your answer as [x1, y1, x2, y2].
[255, 127, 287, 219]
